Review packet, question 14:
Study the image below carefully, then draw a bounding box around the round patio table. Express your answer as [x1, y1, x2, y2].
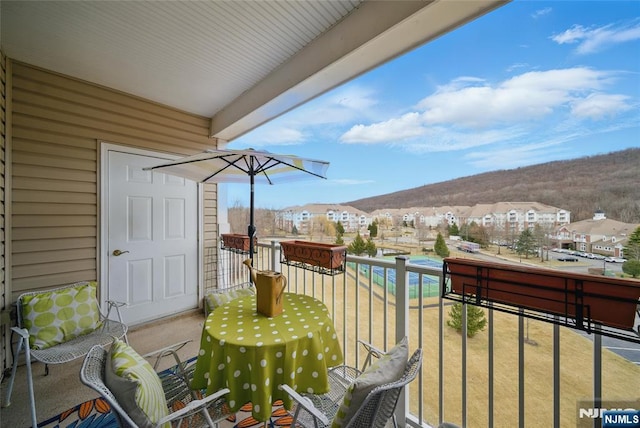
[191, 292, 344, 422]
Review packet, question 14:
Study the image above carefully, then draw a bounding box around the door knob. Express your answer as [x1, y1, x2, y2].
[112, 249, 130, 256]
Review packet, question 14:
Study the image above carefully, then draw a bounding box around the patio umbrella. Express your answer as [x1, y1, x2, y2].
[143, 148, 329, 262]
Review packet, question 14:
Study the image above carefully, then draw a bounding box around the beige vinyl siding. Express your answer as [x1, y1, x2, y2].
[203, 184, 218, 248]
[9, 61, 218, 298]
[1, 51, 7, 371]
[203, 183, 218, 293]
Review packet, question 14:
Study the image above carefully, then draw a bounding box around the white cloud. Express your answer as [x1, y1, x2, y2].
[464, 141, 570, 169]
[233, 84, 380, 147]
[291, 85, 379, 126]
[571, 93, 632, 119]
[463, 114, 639, 170]
[340, 112, 425, 143]
[330, 178, 376, 185]
[506, 62, 530, 73]
[419, 68, 615, 127]
[551, 21, 640, 54]
[337, 67, 632, 152]
[235, 124, 304, 147]
[405, 127, 529, 154]
[532, 7, 552, 20]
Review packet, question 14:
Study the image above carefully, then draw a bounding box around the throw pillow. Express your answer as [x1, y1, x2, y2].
[331, 336, 409, 428]
[21, 281, 102, 350]
[204, 285, 256, 315]
[106, 338, 169, 428]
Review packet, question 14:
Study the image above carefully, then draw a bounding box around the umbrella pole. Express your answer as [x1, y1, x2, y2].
[248, 172, 256, 266]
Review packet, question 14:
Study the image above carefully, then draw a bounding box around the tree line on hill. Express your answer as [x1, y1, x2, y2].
[344, 148, 640, 223]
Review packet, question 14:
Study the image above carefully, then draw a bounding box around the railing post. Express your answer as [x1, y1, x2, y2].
[395, 255, 410, 426]
[270, 240, 280, 272]
[593, 325, 602, 428]
[553, 321, 560, 428]
[518, 311, 525, 428]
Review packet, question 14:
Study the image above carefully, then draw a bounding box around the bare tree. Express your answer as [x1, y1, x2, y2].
[228, 200, 249, 234]
[255, 208, 277, 237]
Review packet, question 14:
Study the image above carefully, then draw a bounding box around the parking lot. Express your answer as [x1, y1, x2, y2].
[548, 248, 624, 275]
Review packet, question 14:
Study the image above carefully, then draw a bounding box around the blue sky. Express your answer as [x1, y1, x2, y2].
[226, 1, 640, 210]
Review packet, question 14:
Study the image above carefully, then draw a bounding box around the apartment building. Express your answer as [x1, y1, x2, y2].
[276, 204, 372, 234]
[371, 202, 570, 232]
[277, 203, 639, 259]
[553, 210, 639, 257]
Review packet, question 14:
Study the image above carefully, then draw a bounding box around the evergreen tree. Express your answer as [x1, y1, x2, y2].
[449, 223, 460, 237]
[622, 259, 640, 278]
[622, 227, 640, 278]
[347, 233, 367, 256]
[365, 238, 377, 257]
[515, 229, 536, 259]
[447, 302, 487, 338]
[292, 225, 298, 235]
[335, 221, 345, 236]
[623, 226, 640, 261]
[335, 234, 344, 245]
[434, 232, 450, 258]
[368, 221, 378, 238]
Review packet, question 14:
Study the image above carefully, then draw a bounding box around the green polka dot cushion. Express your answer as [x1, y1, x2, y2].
[331, 337, 409, 428]
[105, 338, 169, 428]
[204, 285, 256, 315]
[21, 281, 102, 350]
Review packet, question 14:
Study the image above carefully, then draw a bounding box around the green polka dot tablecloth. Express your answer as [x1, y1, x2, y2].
[191, 292, 344, 422]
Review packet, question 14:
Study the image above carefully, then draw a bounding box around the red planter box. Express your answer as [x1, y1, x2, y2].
[444, 257, 640, 330]
[221, 234, 255, 252]
[280, 241, 347, 270]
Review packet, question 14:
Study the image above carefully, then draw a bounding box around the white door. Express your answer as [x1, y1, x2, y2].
[106, 149, 199, 325]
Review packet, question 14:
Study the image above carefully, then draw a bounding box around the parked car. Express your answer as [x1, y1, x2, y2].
[558, 256, 579, 262]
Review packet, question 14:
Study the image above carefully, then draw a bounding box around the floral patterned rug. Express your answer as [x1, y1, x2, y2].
[38, 357, 293, 428]
[38, 398, 293, 428]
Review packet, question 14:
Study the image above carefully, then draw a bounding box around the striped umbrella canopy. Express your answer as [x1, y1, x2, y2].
[144, 148, 329, 261]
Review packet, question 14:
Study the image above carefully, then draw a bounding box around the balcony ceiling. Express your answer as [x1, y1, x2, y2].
[1, 0, 506, 142]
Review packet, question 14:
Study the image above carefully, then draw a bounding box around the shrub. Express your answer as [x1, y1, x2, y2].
[622, 259, 640, 278]
[447, 302, 487, 338]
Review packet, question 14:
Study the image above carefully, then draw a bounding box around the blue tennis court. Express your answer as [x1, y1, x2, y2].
[352, 256, 442, 298]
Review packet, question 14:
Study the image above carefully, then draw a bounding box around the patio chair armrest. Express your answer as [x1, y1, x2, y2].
[358, 340, 385, 358]
[357, 340, 386, 369]
[143, 340, 194, 371]
[104, 300, 127, 323]
[11, 327, 29, 341]
[155, 387, 230, 426]
[280, 384, 331, 426]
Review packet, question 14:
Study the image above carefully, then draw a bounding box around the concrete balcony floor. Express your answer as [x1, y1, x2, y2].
[0, 310, 218, 428]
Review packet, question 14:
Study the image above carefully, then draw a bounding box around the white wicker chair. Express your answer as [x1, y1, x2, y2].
[2, 282, 128, 428]
[143, 340, 199, 397]
[282, 347, 423, 428]
[81, 344, 232, 428]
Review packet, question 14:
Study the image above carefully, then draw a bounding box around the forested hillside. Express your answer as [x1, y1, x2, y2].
[345, 148, 640, 223]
